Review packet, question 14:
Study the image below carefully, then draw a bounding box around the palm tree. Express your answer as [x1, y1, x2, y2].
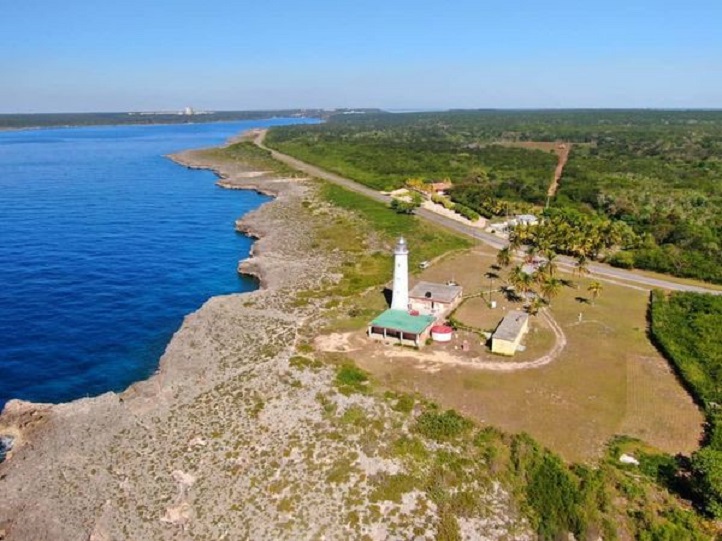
[508, 264, 525, 289]
[575, 254, 590, 279]
[508, 231, 523, 252]
[535, 263, 549, 285]
[524, 245, 539, 264]
[543, 250, 558, 277]
[496, 246, 512, 268]
[540, 276, 562, 306]
[485, 271, 499, 303]
[587, 281, 603, 305]
[508, 265, 534, 299]
[527, 296, 543, 316]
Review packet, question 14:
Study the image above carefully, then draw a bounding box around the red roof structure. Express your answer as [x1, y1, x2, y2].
[431, 325, 453, 334]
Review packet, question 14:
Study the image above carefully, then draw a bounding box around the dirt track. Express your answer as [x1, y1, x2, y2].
[547, 143, 571, 197]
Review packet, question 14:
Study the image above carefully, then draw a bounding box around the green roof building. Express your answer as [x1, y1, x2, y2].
[368, 309, 436, 347]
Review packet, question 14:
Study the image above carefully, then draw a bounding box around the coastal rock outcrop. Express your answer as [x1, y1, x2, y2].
[0, 143, 529, 540]
[0, 147, 334, 540]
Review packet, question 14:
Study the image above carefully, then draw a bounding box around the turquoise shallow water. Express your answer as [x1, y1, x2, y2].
[0, 118, 318, 409]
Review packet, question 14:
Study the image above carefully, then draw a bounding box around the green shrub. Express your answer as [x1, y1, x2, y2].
[415, 409, 474, 442]
[391, 393, 416, 414]
[334, 362, 370, 394]
[609, 250, 635, 269]
[691, 448, 722, 518]
[432, 193, 456, 210]
[453, 204, 481, 222]
[370, 473, 418, 502]
[527, 454, 583, 539]
[289, 355, 322, 370]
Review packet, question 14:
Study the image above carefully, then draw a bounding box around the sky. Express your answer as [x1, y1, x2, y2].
[1, 0, 721, 112]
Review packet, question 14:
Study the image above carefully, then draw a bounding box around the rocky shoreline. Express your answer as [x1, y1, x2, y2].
[0, 145, 339, 539]
[0, 143, 529, 540]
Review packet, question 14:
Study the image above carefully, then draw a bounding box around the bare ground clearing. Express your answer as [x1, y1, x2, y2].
[325, 248, 703, 462]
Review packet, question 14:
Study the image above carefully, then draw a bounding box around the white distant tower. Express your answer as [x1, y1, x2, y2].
[391, 237, 409, 311]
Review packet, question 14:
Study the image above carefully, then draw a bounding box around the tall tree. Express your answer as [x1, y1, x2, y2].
[525, 245, 539, 264]
[575, 254, 590, 278]
[587, 281, 603, 305]
[496, 246, 512, 268]
[540, 276, 562, 306]
[542, 250, 559, 277]
[509, 264, 534, 298]
[527, 296, 543, 316]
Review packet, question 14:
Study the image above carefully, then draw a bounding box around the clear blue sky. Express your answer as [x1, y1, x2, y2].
[1, 0, 720, 112]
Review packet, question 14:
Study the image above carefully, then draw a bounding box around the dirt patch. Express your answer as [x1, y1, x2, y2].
[341, 248, 703, 462]
[420, 200, 487, 229]
[315, 332, 359, 353]
[548, 143, 571, 197]
[618, 355, 704, 455]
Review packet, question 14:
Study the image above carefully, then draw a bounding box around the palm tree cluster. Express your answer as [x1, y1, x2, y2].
[505, 258, 563, 310]
[508, 210, 637, 262]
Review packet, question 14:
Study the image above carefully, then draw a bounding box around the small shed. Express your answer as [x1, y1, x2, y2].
[409, 281, 463, 317]
[429, 181, 453, 195]
[491, 310, 529, 356]
[368, 309, 436, 347]
[514, 214, 539, 226]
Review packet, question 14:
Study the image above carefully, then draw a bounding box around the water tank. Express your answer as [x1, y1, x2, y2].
[431, 325, 453, 342]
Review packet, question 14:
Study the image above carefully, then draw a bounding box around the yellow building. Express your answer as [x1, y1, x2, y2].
[491, 310, 529, 356]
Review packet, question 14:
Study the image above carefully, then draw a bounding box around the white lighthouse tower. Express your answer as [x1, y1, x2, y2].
[390, 237, 409, 311]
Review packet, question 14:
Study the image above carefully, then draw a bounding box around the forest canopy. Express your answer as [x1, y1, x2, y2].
[266, 109, 722, 283]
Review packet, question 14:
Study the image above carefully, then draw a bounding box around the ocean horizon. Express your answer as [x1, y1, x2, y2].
[0, 117, 319, 409]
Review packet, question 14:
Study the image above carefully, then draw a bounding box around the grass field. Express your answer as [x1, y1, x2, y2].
[340, 248, 703, 462]
[315, 183, 471, 299]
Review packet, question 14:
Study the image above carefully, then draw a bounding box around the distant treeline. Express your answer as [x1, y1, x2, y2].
[0, 109, 352, 129]
[267, 109, 722, 284]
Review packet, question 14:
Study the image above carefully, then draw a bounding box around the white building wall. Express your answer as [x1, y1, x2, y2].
[391, 238, 409, 311]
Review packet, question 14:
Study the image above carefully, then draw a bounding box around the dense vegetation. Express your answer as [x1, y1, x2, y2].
[266, 109, 722, 283]
[266, 116, 557, 195]
[650, 291, 722, 518]
[561, 128, 722, 283]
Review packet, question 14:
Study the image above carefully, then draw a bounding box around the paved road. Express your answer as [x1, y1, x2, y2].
[255, 130, 719, 295]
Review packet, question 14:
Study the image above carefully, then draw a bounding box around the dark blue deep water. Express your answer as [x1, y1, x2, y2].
[0, 118, 318, 409]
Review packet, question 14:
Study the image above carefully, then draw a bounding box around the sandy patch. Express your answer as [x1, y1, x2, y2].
[315, 332, 360, 352]
[319, 309, 566, 373]
[421, 200, 487, 229]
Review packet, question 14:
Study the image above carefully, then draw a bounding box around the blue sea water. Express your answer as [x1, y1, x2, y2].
[0, 118, 318, 409]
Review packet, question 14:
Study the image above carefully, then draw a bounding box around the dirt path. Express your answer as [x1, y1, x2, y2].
[318, 309, 567, 372]
[547, 143, 571, 197]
